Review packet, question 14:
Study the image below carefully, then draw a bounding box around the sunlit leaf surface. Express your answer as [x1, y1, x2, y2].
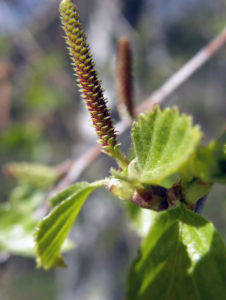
[129, 106, 202, 186]
[127, 204, 226, 300]
[34, 181, 103, 269]
[0, 185, 44, 256]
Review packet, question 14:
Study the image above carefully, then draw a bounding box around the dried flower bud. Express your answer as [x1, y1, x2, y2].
[60, 0, 127, 165]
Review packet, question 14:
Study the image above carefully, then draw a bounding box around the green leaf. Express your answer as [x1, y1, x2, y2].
[182, 179, 213, 205]
[0, 184, 74, 257]
[34, 181, 103, 270]
[0, 205, 37, 256]
[125, 202, 157, 237]
[127, 204, 226, 300]
[49, 182, 95, 207]
[194, 131, 226, 183]
[9, 184, 45, 213]
[129, 106, 202, 186]
[0, 203, 73, 257]
[0, 185, 44, 256]
[0, 122, 50, 162]
[5, 162, 59, 189]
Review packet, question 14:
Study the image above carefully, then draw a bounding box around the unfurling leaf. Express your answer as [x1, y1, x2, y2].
[194, 131, 226, 183]
[126, 204, 226, 300]
[34, 181, 103, 269]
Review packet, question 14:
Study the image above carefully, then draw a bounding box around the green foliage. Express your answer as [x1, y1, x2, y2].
[0, 206, 37, 256]
[34, 181, 104, 270]
[25, 53, 68, 113]
[127, 204, 226, 300]
[110, 106, 208, 209]
[5, 162, 59, 189]
[180, 131, 226, 204]
[194, 131, 226, 183]
[0, 122, 50, 162]
[128, 106, 202, 187]
[1, 2, 225, 298]
[0, 185, 44, 256]
[9, 184, 45, 213]
[125, 201, 157, 237]
[181, 179, 213, 205]
[0, 184, 73, 257]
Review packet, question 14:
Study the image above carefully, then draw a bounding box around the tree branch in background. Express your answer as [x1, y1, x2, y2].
[136, 27, 226, 114]
[52, 27, 226, 194]
[49, 145, 101, 197]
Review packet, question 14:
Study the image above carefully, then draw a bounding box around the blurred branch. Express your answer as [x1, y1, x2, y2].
[55, 160, 73, 179]
[49, 145, 101, 197]
[51, 27, 226, 195]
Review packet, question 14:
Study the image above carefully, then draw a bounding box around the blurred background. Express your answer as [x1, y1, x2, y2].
[0, 0, 226, 299]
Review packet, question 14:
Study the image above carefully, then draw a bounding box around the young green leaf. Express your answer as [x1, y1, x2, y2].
[0, 185, 44, 256]
[194, 131, 226, 183]
[129, 106, 202, 186]
[181, 178, 213, 206]
[34, 181, 103, 270]
[49, 182, 96, 207]
[5, 162, 59, 189]
[0, 205, 37, 256]
[126, 204, 226, 300]
[0, 204, 73, 257]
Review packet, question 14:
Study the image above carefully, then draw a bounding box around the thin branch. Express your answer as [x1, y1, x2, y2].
[52, 27, 226, 193]
[49, 144, 101, 197]
[136, 27, 226, 114]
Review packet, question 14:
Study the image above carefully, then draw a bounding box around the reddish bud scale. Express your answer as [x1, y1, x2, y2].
[60, 0, 118, 153]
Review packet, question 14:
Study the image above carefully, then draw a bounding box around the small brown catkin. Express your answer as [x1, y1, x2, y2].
[116, 37, 134, 119]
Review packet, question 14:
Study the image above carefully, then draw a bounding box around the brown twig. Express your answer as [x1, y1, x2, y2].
[52, 27, 226, 194]
[49, 144, 101, 198]
[55, 160, 73, 179]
